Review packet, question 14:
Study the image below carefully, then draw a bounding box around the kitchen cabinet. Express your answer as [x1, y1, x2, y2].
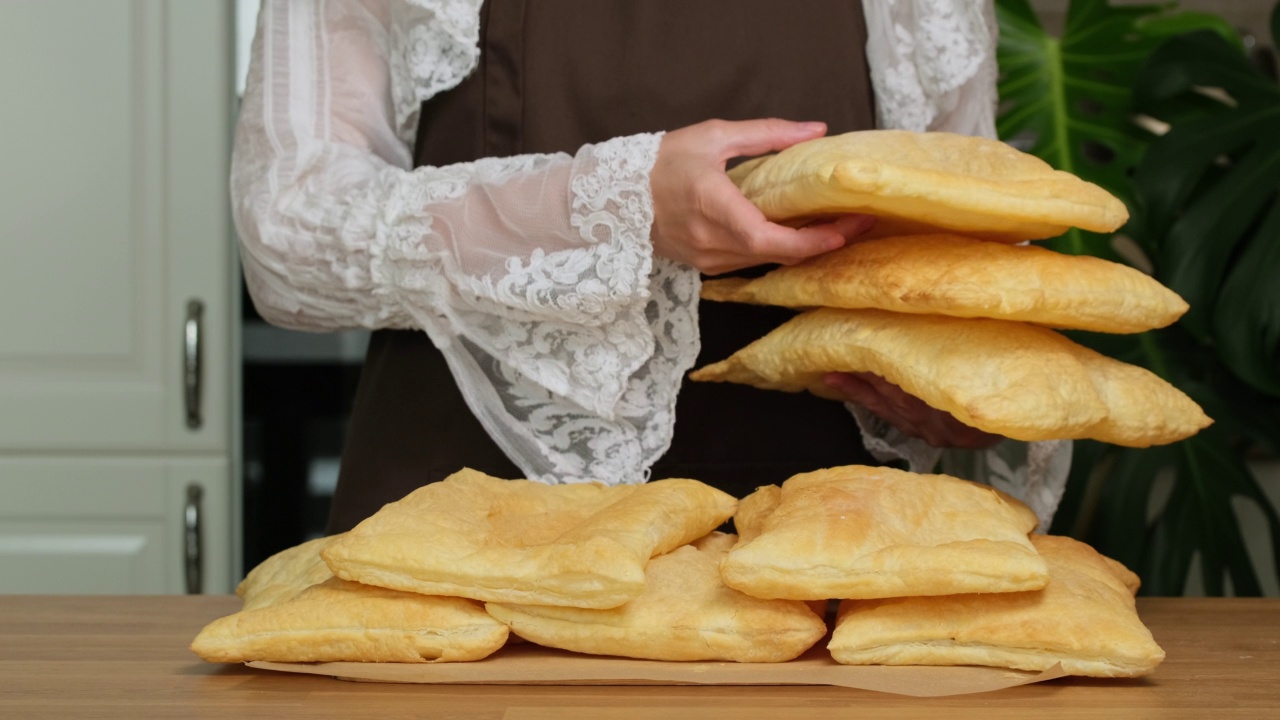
[0, 1, 235, 593]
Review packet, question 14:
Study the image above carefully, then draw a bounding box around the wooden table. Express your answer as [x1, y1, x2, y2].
[0, 595, 1276, 719]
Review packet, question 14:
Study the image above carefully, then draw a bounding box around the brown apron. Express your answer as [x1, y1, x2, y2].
[328, 0, 878, 533]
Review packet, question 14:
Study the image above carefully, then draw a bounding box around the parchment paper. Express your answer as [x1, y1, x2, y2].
[247, 643, 1066, 697]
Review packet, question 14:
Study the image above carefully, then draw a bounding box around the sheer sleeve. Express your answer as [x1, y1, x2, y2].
[233, 0, 701, 483]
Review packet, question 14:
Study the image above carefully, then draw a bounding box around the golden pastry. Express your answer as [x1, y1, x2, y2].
[729, 130, 1127, 242]
[486, 532, 827, 662]
[827, 534, 1165, 677]
[235, 536, 337, 611]
[732, 483, 781, 542]
[322, 468, 738, 609]
[689, 308, 1211, 447]
[720, 465, 1048, 600]
[701, 234, 1187, 333]
[191, 535, 508, 663]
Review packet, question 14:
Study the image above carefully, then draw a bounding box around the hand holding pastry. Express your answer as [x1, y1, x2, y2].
[650, 118, 875, 275]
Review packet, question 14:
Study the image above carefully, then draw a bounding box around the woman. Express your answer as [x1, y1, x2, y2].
[233, 0, 1069, 533]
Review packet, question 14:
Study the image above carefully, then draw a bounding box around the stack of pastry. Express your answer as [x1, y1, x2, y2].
[189, 534, 511, 663]
[723, 464, 1165, 677]
[691, 130, 1212, 447]
[192, 468, 828, 665]
[192, 465, 1165, 678]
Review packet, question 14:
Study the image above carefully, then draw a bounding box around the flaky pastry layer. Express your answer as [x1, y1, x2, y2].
[689, 308, 1210, 447]
[720, 465, 1048, 600]
[828, 535, 1165, 677]
[191, 536, 507, 663]
[322, 469, 737, 609]
[729, 130, 1128, 242]
[487, 533, 827, 662]
[701, 234, 1187, 333]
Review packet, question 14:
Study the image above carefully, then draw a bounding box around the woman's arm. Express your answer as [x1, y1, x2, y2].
[234, 0, 663, 338]
[236, 0, 678, 424]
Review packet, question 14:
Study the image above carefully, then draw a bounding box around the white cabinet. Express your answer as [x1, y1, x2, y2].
[0, 2, 235, 593]
[0, 458, 232, 594]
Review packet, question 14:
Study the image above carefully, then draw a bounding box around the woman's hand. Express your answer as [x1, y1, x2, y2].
[824, 372, 1003, 450]
[650, 119, 875, 275]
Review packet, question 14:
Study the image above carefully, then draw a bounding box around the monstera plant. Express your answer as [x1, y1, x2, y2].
[996, 0, 1280, 595]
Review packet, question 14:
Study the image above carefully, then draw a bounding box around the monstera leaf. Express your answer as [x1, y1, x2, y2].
[1051, 327, 1280, 596]
[1129, 14, 1280, 394]
[996, 0, 1237, 258]
[999, 0, 1280, 596]
[1115, 13, 1280, 595]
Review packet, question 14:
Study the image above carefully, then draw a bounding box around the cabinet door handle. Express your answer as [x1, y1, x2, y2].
[184, 484, 204, 594]
[184, 299, 203, 429]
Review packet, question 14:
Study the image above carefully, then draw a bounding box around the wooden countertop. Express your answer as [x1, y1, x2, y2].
[0, 595, 1276, 719]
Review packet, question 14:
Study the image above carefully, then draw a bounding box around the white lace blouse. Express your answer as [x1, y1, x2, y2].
[234, 0, 1070, 527]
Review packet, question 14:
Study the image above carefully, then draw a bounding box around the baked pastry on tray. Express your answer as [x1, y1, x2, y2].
[701, 234, 1187, 334]
[191, 535, 508, 663]
[487, 532, 827, 662]
[689, 308, 1211, 447]
[732, 483, 781, 542]
[828, 534, 1165, 677]
[728, 130, 1128, 242]
[322, 468, 738, 609]
[720, 465, 1048, 600]
[235, 536, 337, 611]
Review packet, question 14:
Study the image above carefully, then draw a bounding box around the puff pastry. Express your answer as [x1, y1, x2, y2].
[720, 465, 1048, 600]
[190, 535, 508, 663]
[729, 130, 1128, 242]
[689, 308, 1211, 447]
[827, 534, 1165, 677]
[733, 484, 781, 542]
[701, 234, 1187, 333]
[486, 532, 827, 662]
[235, 536, 338, 611]
[322, 468, 738, 609]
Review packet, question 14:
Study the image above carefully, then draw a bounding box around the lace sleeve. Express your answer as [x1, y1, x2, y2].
[234, 0, 701, 481]
[858, 0, 1071, 527]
